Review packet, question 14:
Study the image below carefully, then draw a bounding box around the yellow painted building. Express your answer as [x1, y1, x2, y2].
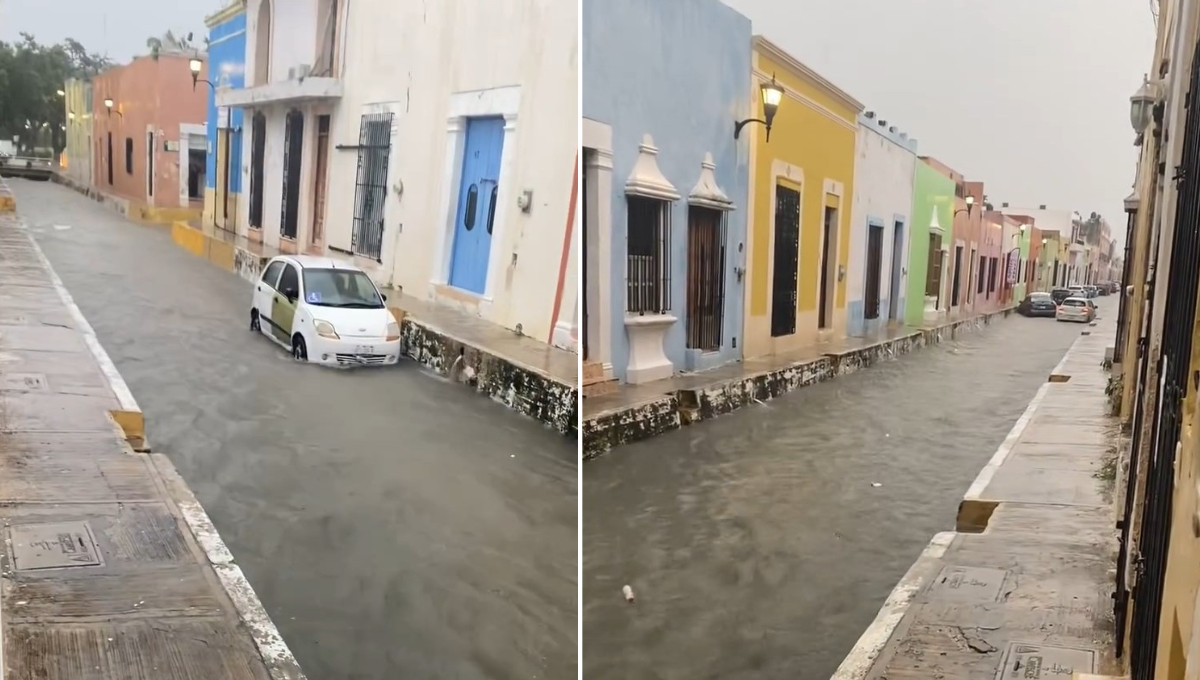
[743, 36, 862, 359]
[62, 78, 93, 189]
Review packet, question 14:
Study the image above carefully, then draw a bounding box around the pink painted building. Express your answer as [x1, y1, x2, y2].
[91, 55, 208, 217]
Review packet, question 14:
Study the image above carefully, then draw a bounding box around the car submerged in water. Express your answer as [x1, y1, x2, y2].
[250, 255, 402, 367]
[1017, 292, 1057, 317]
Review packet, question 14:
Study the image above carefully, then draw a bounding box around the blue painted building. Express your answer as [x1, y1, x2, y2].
[581, 0, 751, 385]
[203, 2, 247, 233]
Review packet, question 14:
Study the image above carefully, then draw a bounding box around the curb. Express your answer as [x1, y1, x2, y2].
[955, 328, 1084, 532]
[829, 532, 955, 680]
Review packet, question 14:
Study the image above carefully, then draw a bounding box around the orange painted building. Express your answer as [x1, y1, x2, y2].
[91, 55, 208, 220]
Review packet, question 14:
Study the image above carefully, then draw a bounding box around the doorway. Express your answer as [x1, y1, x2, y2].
[967, 247, 977, 305]
[280, 109, 304, 240]
[819, 205, 837, 329]
[146, 131, 154, 198]
[249, 112, 266, 229]
[187, 149, 204, 200]
[771, 184, 800, 337]
[106, 132, 113, 185]
[888, 220, 904, 321]
[310, 115, 331, 250]
[685, 206, 726, 351]
[449, 116, 505, 294]
[864, 223, 883, 320]
[951, 244, 963, 307]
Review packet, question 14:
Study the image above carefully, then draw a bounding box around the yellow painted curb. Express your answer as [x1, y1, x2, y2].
[171, 220, 209, 259]
[110, 408, 147, 451]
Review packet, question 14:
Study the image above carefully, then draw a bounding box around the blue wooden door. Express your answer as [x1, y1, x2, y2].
[449, 117, 505, 293]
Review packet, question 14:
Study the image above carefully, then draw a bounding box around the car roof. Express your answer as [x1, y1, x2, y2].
[272, 255, 363, 271]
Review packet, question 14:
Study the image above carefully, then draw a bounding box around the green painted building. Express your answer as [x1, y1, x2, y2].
[905, 160, 956, 326]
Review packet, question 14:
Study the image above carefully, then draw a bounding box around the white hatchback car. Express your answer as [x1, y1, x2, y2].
[250, 255, 401, 367]
[1056, 296, 1096, 323]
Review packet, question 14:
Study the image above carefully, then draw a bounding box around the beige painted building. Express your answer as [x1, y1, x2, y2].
[62, 78, 93, 188]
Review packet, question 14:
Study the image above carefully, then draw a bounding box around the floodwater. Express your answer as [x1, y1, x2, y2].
[11, 180, 577, 680]
[583, 308, 1086, 679]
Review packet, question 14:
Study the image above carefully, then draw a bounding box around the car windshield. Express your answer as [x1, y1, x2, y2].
[301, 269, 384, 308]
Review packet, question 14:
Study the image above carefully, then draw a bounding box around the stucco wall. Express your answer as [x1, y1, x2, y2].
[744, 41, 858, 359]
[904, 159, 954, 326]
[292, 0, 579, 345]
[91, 56, 207, 208]
[63, 78, 93, 188]
[583, 0, 751, 378]
[846, 117, 916, 337]
[245, 0, 319, 87]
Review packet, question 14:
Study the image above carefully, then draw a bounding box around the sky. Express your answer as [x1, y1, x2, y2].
[723, 0, 1155, 247]
[0, 0, 216, 62]
[1, 0, 1155, 246]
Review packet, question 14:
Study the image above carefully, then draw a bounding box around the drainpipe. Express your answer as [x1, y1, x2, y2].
[547, 152, 580, 347]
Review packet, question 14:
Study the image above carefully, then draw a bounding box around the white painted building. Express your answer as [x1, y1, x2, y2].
[846, 113, 917, 336]
[217, 0, 580, 349]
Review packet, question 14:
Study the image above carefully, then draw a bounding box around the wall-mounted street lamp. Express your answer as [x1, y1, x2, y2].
[189, 59, 214, 92]
[55, 89, 65, 97]
[1130, 74, 1156, 135]
[67, 111, 75, 121]
[104, 97, 123, 119]
[954, 195, 975, 218]
[1041, 237, 1048, 245]
[735, 74, 784, 142]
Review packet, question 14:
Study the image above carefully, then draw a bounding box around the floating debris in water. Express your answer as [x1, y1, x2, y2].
[623, 585, 635, 603]
[871, 482, 883, 488]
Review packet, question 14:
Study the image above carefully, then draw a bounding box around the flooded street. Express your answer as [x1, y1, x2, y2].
[583, 311, 1086, 679]
[12, 180, 577, 680]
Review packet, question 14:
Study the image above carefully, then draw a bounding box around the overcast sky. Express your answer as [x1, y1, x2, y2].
[724, 0, 1155, 245]
[0, 0, 215, 62]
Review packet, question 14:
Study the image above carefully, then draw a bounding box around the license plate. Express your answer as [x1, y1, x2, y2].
[355, 345, 375, 354]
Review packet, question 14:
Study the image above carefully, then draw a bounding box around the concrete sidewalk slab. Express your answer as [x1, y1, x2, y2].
[0, 213, 304, 678]
[832, 313, 1120, 680]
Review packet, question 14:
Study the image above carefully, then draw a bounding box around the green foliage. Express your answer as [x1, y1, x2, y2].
[0, 33, 112, 154]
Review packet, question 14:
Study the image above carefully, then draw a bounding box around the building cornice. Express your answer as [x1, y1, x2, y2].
[205, 0, 246, 28]
[753, 35, 864, 115]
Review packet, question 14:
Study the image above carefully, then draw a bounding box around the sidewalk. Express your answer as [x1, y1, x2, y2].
[0, 211, 304, 678]
[832, 313, 1119, 680]
[583, 305, 1016, 459]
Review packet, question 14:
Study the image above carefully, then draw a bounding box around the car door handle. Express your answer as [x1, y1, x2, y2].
[257, 286, 262, 292]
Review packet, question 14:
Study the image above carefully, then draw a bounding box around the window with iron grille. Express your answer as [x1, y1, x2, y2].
[988, 257, 998, 293]
[351, 112, 393, 262]
[125, 138, 133, 175]
[924, 233, 942, 298]
[977, 255, 986, 294]
[627, 196, 671, 314]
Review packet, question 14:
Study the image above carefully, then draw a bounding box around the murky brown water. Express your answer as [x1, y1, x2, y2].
[13, 179, 578, 680]
[583, 310, 1085, 679]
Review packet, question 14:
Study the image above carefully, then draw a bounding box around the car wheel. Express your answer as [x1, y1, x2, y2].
[250, 309, 260, 332]
[292, 335, 308, 362]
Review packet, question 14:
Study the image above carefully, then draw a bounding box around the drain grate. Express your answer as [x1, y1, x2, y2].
[927, 565, 1008, 603]
[997, 642, 1095, 679]
[9, 521, 103, 571]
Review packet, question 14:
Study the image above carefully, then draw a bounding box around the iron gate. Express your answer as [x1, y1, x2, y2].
[351, 112, 393, 261]
[685, 206, 727, 351]
[1125, 37, 1200, 680]
[771, 185, 800, 337]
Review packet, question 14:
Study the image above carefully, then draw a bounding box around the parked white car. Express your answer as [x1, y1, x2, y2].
[1056, 296, 1096, 323]
[250, 256, 401, 367]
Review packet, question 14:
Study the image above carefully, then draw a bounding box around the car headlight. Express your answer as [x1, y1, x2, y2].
[314, 319, 339, 339]
[386, 321, 400, 341]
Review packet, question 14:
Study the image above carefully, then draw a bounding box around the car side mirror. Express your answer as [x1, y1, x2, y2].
[381, 293, 388, 302]
[283, 286, 298, 301]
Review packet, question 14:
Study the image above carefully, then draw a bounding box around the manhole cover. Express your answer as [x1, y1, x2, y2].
[997, 642, 1095, 679]
[927, 565, 1008, 603]
[9, 521, 103, 570]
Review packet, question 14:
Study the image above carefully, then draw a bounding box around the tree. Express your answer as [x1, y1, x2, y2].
[0, 34, 112, 155]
